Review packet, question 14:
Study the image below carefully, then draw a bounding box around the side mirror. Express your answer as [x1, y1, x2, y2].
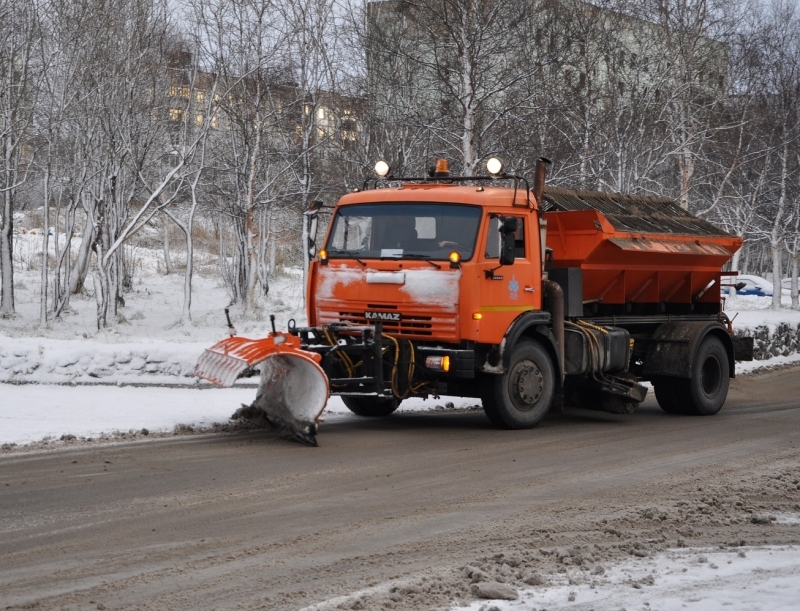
[308, 215, 319, 258]
[499, 216, 518, 266]
[305, 200, 323, 258]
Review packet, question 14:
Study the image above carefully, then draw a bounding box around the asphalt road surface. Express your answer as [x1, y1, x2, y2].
[2, 366, 800, 611]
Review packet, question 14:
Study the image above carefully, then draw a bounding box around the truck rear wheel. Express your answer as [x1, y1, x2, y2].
[341, 396, 399, 417]
[681, 335, 730, 415]
[654, 336, 729, 416]
[481, 339, 555, 429]
[653, 379, 687, 414]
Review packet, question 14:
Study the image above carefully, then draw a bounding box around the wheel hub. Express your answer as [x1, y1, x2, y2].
[701, 355, 722, 397]
[510, 359, 543, 410]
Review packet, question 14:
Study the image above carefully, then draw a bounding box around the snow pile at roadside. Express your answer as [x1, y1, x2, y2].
[457, 545, 800, 611]
[0, 384, 254, 445]
[3, 320, 798, 386]
[737, 321, 800, 360]
[0, 384, 479, 447]
[723, 306, 800, 361]
[0, 338, 208, 385]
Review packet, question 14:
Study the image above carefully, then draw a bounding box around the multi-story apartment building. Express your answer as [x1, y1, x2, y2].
[164, 49, 362, 159]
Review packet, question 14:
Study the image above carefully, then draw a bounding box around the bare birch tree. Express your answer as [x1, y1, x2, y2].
[746, 0, 800, 308]
[277, 0, 342, 296]
[0, 0, 42, 317]
[367, 0, 541, 176]
[196, 0, 292, 313]
[637, 0, 745, 210]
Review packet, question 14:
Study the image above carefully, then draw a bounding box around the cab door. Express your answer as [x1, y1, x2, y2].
[472, 213, 541, 344]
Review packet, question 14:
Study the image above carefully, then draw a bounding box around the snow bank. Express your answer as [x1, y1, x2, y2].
[2, 301, 799, 386]
[459, 545, 800, 611]
[0, 338, 207, 385]
[0, 384, 256, 445]
[0, 384, 478, 447]
[735, 321, 800, 360]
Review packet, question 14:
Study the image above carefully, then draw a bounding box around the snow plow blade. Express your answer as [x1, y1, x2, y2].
[195, 333, 329, 446]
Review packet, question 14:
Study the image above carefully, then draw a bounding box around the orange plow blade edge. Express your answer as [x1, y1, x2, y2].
[195, 333, 330, 446]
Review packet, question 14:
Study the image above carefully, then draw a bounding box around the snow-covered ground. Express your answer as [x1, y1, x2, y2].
[0, 383, 480, 446]
[459, 545, 800, 611]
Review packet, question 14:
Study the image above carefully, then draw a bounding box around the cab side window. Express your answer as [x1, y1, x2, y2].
[484, 216, 525, 259]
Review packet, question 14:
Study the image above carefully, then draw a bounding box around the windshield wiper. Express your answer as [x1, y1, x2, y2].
[395, 253, 442, 269]
[327, 249, 367, 266]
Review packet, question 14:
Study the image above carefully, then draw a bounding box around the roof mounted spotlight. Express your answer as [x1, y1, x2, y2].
[374, 160, 390, 178]
[486, 157, 504, 176]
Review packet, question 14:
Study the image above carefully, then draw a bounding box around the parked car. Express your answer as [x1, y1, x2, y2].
[720, 274, 774, 297]
[781, 278, 798, 294]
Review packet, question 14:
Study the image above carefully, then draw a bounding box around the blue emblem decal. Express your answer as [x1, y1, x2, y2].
[509, 275, 519, 300]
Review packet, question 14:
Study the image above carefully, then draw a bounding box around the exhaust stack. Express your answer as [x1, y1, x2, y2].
[532, 157, 551, 206]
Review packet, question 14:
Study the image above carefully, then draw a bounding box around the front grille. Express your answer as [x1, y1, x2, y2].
[338, 310, 433, 335]
[317, 301, 458, 342]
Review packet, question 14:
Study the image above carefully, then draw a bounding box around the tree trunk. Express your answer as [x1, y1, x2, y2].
[183, 229, 193, 321]
[39, 170, 50, 327]
[244, 123, 263, 313]
[0, 188, 14, 316]
[163, 218, 173, 275]
[70, 210, 95, 295]
[771, 244, 782, 309]
[269, 232, 276, 276]
[94, 197, 110, 329]
[771, 143, 789, 310]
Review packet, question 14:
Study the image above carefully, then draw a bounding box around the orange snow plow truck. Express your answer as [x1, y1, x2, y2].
[196, 158, 754, 445]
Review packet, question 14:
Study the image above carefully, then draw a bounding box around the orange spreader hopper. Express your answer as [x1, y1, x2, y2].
[196, 332, 330, 446]
[543, 187, 742, 306]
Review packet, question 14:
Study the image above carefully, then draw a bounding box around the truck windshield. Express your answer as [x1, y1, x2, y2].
[326, 203, 482, 261]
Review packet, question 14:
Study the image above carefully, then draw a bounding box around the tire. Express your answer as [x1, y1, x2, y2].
[341, 396, 399, 417]
[681, 335, 730, 415]
[481, 339, 555, 429]
[653, 378, 688, 415]
[654, 336, 730, 416]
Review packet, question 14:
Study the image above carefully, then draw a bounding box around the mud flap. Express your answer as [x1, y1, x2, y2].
[195, 333, 330, 445]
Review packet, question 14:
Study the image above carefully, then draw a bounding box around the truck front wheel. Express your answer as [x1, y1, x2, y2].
[481, 339, 555, 429]
[341, 396, 399, 417]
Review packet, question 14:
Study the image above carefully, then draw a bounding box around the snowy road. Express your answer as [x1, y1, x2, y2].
[1, 366, 799, 611]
